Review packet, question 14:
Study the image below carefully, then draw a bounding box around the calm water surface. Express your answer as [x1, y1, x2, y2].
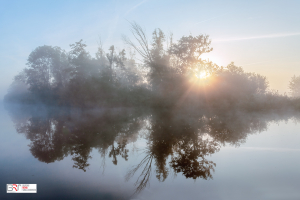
[1, 102, 300, 200]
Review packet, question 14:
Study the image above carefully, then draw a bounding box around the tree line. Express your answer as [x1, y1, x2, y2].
[4, 23, 300, 194]
[5, 23, 300, 111]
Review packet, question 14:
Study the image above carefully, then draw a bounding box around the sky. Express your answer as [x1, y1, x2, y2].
[1, 0, 300, 99]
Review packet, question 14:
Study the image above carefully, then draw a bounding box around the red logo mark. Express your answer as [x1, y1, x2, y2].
[13, 184, 18, 191]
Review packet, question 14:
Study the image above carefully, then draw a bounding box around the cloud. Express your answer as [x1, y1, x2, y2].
[214, 32, 300, 42]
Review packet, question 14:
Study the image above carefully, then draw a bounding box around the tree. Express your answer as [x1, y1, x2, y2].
[169, 34, 213, 75]
[289, 75, 300, 97]
[25, 45, 69, 92]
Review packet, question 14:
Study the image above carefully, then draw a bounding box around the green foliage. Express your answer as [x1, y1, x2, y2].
[5, 24, 300, 196]
[5, 24, 298, 111]
[169, 34, 213, 74]
[25, 45, 69, 91]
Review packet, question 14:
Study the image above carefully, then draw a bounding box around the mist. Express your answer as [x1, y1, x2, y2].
[4, 24, 300, 195]
[1, 1, 300, 199]
[4, 24, 300, 111]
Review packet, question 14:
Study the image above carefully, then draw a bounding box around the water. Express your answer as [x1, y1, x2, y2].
[1, 102, 300, 200]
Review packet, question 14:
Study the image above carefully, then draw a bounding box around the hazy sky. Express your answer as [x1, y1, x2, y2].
[1, 0, 300, 99]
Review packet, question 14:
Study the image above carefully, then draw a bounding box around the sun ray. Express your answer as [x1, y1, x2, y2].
[195, 71, 209, 79]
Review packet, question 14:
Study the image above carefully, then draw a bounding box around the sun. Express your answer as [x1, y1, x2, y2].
[195, 71, 209, 79]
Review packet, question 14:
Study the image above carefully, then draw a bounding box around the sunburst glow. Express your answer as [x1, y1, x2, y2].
[195, 71, 209, 79]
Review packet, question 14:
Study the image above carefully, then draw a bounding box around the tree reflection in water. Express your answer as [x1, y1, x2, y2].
[5, 103, 300, 194]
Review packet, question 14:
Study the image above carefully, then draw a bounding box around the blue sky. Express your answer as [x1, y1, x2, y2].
[1, 0, 300, 98]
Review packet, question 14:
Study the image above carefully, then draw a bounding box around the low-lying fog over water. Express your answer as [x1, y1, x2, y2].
[1, 12, 300, 199]
[1, 102, 300, 200]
